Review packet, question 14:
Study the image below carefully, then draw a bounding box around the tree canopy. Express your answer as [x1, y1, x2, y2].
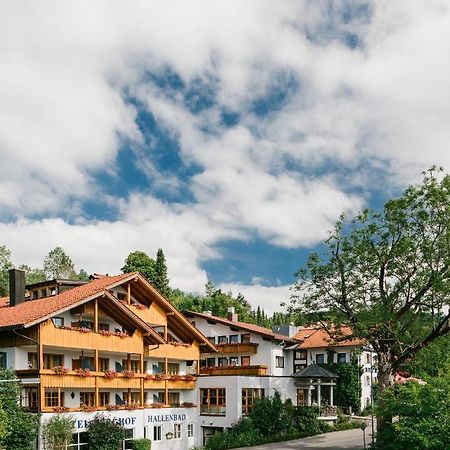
[43, 246, 76, 279]
[290, 168, 450, 432]
[153, 248, 170, 296]
[121, 251, 156, 282]
[0, 245, 13, 296]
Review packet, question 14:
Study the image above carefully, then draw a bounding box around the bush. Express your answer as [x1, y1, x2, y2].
[86, 415, 125, 450]
[377, 375, 450, 450]
[132, 438, 152, 450]
[292, 406, 329, 435]
[42, 415, 75, 450]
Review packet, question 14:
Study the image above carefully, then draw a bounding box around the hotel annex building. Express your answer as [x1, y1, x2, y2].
[0, 270, 376, 449]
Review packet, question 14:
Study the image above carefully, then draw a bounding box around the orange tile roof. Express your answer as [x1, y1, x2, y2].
[186, 311, 296, 342]
[294, 326, 365, 348]
[0, 273, 134, 329]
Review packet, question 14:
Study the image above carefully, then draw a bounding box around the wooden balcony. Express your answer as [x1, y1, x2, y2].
[200, 364, 268, 376]
[215, 342, 258, 354]
[39, 370, 197, 390]
[40, 320, 143, 353]
[144, 342, 199, 360]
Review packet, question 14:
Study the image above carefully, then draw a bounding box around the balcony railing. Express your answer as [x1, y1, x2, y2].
[215, 342, 259, 354]
[200, 364, 268, 376]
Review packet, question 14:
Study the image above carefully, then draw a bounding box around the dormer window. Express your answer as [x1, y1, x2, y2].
[241, 334, 250, 343]
[52, 317, 64, 328]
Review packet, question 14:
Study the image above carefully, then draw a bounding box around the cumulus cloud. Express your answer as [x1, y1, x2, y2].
[1, 0, 450, 310]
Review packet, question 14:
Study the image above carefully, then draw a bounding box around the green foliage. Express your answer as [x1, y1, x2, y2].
[42, 415, 75, 450]
[292, 406, 329, 435]
[43, 247, 76, 279]
[131, 438, 152, 450]
[325, 353, 363, 412]
[122, 251, 156, 282]
[377, 375, 450, 450]
[0, 405, 10, 443]
[86, 415, 125, 450]
[0, 369, 40, 450]
[291, 168, 450, 432]
[17, 264, 47, 285]
[153, 249, 170, 296]
[249, 391, 290, 437]
[0, 245, 13, 296]
[76, 268, 90, 281]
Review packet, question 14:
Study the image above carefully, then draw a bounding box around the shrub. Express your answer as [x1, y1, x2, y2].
[86, 414, 125, 450]
[377, 375, 450, 450]
[42, 415, 75, 450]
[132, 438, 152, 450]
[292, 406, 330, 435]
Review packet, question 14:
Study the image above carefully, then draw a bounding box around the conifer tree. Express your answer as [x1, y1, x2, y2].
[154, 249, 170, 296]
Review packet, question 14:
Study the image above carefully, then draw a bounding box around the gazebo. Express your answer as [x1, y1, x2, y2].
[292, 364, 338, 413]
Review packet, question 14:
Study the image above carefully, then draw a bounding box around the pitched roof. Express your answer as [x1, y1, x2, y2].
[294, 326, 365, 349]
[0, 273, 135, 329]
[185, 310, 296, 342]
[292, 363, 338, 379]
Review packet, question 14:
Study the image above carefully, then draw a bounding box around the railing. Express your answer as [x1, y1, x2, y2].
[215, 342, 259, 354]
[200, 364, 268, 376]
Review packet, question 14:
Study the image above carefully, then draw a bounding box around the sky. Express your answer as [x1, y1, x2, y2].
[1, 0, 450, 313]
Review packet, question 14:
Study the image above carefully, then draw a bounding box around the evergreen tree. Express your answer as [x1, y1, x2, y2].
[153, 249, 170, 296]
[0, 245, 13, 296]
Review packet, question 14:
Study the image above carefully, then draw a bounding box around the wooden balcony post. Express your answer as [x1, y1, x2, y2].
[95, 377, 99, 408]
[127, 282, 131, 305]
[94, 299, 98, 333]
[57, 387, 61, 407]
[94, 349, 99, 372]
[127, 354, 131, 371]
[140, 352, 144, 406]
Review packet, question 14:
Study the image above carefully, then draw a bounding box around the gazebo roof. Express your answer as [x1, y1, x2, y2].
[292, 364, 338, 379]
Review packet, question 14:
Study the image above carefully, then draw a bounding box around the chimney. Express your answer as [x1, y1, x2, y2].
[272, 324, 300, 338]
[9, 269, 26, 307]
[227, 307, 239, 322]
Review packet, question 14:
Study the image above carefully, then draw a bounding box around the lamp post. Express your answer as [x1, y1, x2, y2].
[370, 364, 375, 448]
[360, 421, 367, 449]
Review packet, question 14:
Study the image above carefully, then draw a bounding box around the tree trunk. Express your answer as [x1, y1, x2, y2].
[376, 360, 395, 437]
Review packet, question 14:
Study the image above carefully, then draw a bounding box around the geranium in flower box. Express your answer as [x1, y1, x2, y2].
[53, 366, 69, 375]
[104, 370, 118, 379]
[122, 370, 135, 379]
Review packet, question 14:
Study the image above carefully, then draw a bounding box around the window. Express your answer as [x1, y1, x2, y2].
[337, 353, 347, 363]
[187, 423, 194, 438]
[0, 352, 6, 369]
[200, 388, 226, 416]
[44, 354, 64, 369]
[99, 358, 109, 372]
[294, 364, 306, 372]
[241, 388, 264, 415]
[366, 353, 371, 365]
[206, 358, 216, 367]
[122, 428, 134, 450]
[153, 426, 162, 441]
[52, 317, 64, 328]
[218, 336, 228, 344]
[80, 392, 95, 407]
[99, 392, 109, 407]
[167, 363, 180, 375]
[241, 356, 250, 366]
[241, 334, 250, 343]
[81, 357, 95, 370]
[27, 352, 38, 369]
[297, 389, 307, 406]
[44, 389, 63, 407]
[156, 392, 165, 404]
[316, 354, 325, 364]
[275, 356, 284, 368]
[130, 360, 140, 373]
[68, 432, 88, 449]
[122, 392, 140, 404]
[99, 322, 110, 331]
[21, 387, 38, 409]
[229, 335, 239, 343]
[229, 356, 238, 366]
[207, 336, 216, 344]
[174, 423, 182, 439]
[168, 392, 180, 406]
[218, 357, 228, 367]
[294, 350, 307, 360]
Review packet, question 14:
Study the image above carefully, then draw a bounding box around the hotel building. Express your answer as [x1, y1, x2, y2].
[0, 269, 216, 450]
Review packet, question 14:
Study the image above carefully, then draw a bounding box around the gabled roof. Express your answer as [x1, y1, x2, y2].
[292, 364, 338, 379]
[0, 273, 159, 337]
[294, 326, 365, 349]
[184, 310, 297, 342]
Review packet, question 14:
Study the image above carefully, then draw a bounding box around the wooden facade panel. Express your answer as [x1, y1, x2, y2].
[131, 302, 167, 326]
[40, 321, 144, 353]
[0, 326, 39, 347]
[145, 342, 199, 360]
[41, 373, 96, 389]
[166, 380, 196, 390]
[215, 343, 258, 355]
[96, 376, 141, 389]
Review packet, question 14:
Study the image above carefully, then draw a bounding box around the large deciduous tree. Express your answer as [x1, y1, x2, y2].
[121, 251, 156, 282]
[43, 247, 76, 279]
[290, 168, 450, 434]
[0, 245, 13, 296]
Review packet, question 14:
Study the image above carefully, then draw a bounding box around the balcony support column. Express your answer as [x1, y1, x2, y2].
[94, 299, 98, 333]
[127, 282, 131, 305]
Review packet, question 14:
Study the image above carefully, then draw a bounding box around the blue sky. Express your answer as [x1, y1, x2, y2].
[1, 0, 449, 312]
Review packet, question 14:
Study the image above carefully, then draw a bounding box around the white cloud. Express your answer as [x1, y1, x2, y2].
[219, 282, 291, 315]
[1, 0, 450, 303]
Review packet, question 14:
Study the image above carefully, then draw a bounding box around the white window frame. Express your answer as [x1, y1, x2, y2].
[153, 425, 162, 442]
[174, 423, 182, 439]
[187, 423, 194, 438]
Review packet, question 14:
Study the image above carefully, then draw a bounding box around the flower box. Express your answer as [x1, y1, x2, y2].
[104, 370, 118, 379]
[121, 370, 135, 379]
[75, 368, 91, 377]
[53, 366, 69, 375]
